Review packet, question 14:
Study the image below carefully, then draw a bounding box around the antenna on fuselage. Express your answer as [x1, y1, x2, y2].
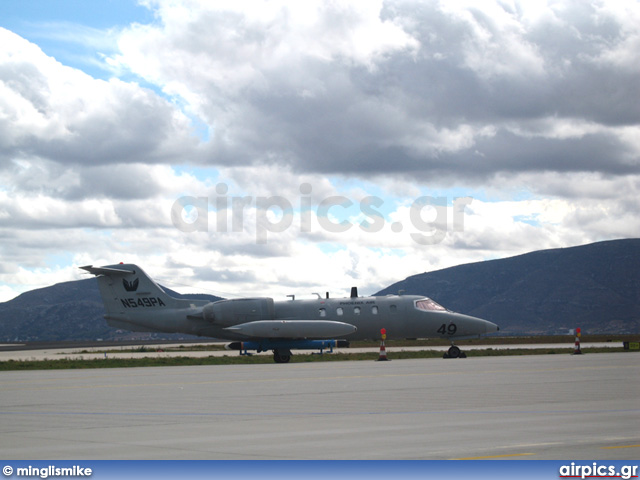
[350, 287, 358, 298]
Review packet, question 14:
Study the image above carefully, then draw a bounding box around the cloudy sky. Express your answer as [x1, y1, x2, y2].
[1, 0, 639, 302]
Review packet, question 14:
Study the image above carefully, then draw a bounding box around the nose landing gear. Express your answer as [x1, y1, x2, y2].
[443, 344, 467, 359]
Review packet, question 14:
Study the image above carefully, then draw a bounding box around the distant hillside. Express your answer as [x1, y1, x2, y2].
[0, 277, 221, 342]
[1, 239, 638, 341]
[376, 239, 640, 334]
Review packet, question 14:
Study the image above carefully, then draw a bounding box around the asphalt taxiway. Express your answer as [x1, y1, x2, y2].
[0, 353, 638, 460]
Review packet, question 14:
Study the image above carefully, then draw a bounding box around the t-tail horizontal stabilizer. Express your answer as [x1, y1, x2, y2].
[80, 265, 135, 276]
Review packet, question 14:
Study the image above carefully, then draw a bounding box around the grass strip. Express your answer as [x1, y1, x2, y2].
[0, 347, 633, 371]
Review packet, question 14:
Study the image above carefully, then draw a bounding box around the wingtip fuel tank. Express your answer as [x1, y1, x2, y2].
[223, 320, 357, 339]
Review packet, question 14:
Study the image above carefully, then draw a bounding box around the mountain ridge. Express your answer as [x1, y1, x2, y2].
[0, 277, 221, 342]
[375, 238, 640, 334]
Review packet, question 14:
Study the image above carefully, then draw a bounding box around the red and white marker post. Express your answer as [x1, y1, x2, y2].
[572, 327, 583, 355]
[377, 328, 389, 361]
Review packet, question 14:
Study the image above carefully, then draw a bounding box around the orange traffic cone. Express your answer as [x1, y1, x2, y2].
[377, 341, 389, 361]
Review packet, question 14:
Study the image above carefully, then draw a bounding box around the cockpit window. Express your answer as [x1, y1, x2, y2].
[415, 298, 446, 311]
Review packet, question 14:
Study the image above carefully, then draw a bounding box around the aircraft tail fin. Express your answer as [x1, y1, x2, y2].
[80, 263, 188, 316]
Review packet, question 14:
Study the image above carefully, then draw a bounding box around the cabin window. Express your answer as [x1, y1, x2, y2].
[336, 307, 343, 316]
[354, 306, 361, 315]
[390, 305, 397, 313]
[372, 306, 378, 315]
[319, 308, 327, 317]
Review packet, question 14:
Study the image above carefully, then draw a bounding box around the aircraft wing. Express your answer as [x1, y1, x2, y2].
[224, 320, 357, 339]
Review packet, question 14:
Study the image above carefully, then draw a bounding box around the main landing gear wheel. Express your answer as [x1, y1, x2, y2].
[443, 345, 466, 359]
[273, 349, 292, 363]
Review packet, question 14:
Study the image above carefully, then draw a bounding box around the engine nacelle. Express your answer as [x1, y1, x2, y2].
[202, 298, 275, 327]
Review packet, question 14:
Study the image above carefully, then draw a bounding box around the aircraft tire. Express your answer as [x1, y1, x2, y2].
[273, 349, 291, 363]
[447, 345, 461, 358]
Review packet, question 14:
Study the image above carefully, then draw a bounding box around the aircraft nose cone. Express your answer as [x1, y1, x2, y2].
[485, 320, 499, 333]
[448, 312, 499, 335]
